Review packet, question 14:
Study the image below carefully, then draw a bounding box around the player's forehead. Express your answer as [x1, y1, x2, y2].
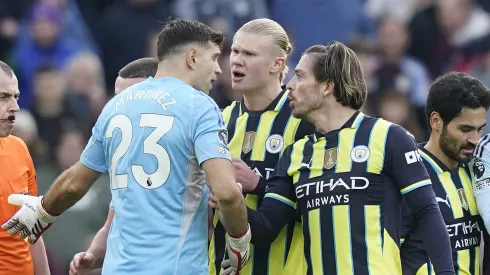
[232, 31, 274, 53]
[450, 107, 487, 128]
[295, 54, 316, 75]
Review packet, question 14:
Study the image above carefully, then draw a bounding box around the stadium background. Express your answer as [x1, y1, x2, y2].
[1, 0, 490, 273]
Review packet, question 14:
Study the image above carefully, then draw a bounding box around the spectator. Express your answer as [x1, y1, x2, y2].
[370, 16, 431, 136]
[10, 2, 81, 108]
[28, 64, 79, 163]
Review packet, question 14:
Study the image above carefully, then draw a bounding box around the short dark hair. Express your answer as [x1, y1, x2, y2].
[118, 58, 158, 79]
[304, 42, 367, 110]
[0, 61, 14, 78]
[426, 72, 490, 130]
[156, 18, 224, 61]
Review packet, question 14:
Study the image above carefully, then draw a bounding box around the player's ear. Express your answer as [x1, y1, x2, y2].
[186, 48, 198, 70]
[271, 56, 285, 74]
[321, 80, 334, 97]
[430, 111, 443, 132]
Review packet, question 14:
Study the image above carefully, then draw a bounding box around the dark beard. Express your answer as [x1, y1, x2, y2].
[439, 126, 472, 163]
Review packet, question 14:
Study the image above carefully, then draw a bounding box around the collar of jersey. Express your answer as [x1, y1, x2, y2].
[238, 86, 288, 115]
[417, 143, 466, 173]
[147, 76, 188, 86]
[313, 110, 364, 140]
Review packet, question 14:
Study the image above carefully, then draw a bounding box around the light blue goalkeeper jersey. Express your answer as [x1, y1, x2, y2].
[80, 77, 231, 275]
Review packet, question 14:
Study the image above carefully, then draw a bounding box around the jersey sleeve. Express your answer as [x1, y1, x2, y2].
[384, 124, 432, 194]
[470, 135, 490, 233]
[80, 112, 108, 173]
[193, 93, 231, 165]
[247, 145, 297, 245]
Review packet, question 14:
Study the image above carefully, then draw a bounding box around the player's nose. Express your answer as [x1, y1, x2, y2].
[8, 98, 19, 113]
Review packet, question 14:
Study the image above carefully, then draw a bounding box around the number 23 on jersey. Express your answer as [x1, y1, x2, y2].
[106, 114, 175, 190]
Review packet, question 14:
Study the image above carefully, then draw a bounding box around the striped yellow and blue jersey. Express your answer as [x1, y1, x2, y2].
[247, 111, 454, 275]
[400, 145, 484, 275]
[209, 89, 315, 275]
[401, 145, 483, 275]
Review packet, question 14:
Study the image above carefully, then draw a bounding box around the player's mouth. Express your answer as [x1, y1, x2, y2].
[232, 70, 246, 82]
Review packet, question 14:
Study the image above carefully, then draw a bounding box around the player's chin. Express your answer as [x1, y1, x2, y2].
[0, 126, 11, 138]
[458, 153, 473, 163]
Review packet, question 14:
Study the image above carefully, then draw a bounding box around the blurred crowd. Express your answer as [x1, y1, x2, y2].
[2, 0, 490, 273]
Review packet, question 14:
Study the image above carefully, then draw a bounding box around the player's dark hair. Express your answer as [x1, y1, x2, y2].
[0, 61, 14, 78]
[118, 58, 158, 79]
[304, 41, 367, 110]
[425, 72, 490, 131]
[157, 18, 224, 61]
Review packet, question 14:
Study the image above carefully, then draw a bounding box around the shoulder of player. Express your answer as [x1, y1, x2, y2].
[474, 134, 490, 159]
[222, 100, 239, 114]
[2, 135, 30, 156]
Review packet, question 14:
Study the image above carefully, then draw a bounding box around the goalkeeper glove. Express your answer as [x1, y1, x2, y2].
[223, 224, 252, 275]
[1, 194, 56, 244]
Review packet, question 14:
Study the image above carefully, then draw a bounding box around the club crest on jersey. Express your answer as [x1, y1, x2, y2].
[242, 131, 256, 154]
[351, 145, 370, 163]
[457, 188, 469, 211]
[266, 134, 284, 154]
[323, 148, 338, 169]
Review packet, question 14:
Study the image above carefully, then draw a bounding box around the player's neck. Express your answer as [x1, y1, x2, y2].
[154, 62, 192, 86]
[310, 104, 357, 134]
[425, 138, 459, 169]
[242, 81, 282, 111]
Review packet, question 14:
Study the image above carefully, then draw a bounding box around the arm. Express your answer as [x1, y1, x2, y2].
[203, 159, 248, 235]
[248, 145, 297, 245]
[25, 140, 50, 274]
[470, 135, 490, 233]
[194, 95, 248, 236]
[42, 161, 102, 215]
[387, 125, 454, 274]
[44, 112, 107, 215]
[30, 236, 50, 275]
[87, 207, 114, 268]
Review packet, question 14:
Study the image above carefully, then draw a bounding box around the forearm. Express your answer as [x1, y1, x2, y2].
[43, 162, 96, 215]
[30, 236, 50, 275]
[217, 191, 248, 236]
[405, 187, 454, 274]
[86, 227, 109, 269]
[250, 177, 267, 195]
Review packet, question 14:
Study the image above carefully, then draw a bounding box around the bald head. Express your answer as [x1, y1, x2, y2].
[115, 58, 158, 94]
[0, 61, 14, 78]
[0, 61, 19, 137]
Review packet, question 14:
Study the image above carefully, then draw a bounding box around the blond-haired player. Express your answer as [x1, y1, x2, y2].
[209, 18, 315, 275]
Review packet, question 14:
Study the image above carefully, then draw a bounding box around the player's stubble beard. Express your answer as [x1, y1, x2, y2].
[292, 86, 323, 120]
[439, 125, 474, 164]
